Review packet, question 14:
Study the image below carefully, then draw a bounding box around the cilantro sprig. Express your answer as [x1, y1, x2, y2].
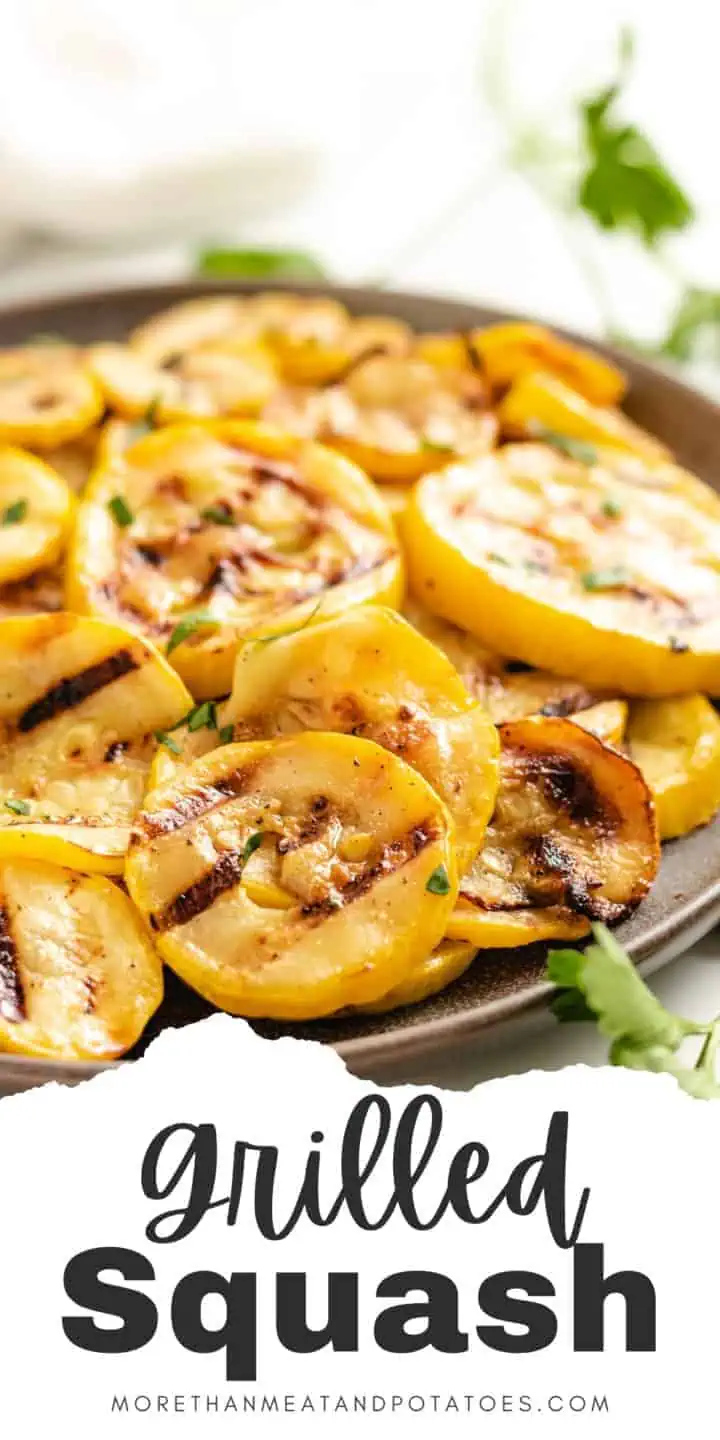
[547, 924, 720, 1099]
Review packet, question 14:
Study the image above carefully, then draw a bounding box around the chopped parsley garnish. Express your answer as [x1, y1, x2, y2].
[5, 798, 30, 816]
[547, 923, 720, 1098]
[580, 565, 629, 591]
[218, 724, 234, 745]
[154, 731, 181, 754]
[426, 864, 451, 895]
[420, 435, 454, 454]
[534, 427, 599, 465]
[166, 612, 220, 655]
[241, 831, 264, 866]
[128, 394, 162, 442]
[186, 700, 217, 733]
[108, 495, 134, 528]
[600, 497, 623, 519]
[488, 552, 510, 567]
[200, 505, 235, 526]
[1, 499, 27, 526]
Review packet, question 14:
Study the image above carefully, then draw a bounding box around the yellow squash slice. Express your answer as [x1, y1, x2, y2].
[0, 346, 103, 449]
[41, 425, 101, 493]
[264, 352, 497, 482]
[447, 715, 659, 946]
[209, 606, 499, 873]
[498, 370, 668, 463]
[403, 598, 628, 744]
[67, 421, 404, 698]
[470, 323, 626, 405]
[126, 731, 458, 1020]
[403, 442, 720, 695]
[627, 694, 720, 839]
[0, 614, 191, 872]
[0, 859, 163, 1060]
[350, 939, 476, 1014]
[131, 295, 250, 363]
[88, 340, 278, 422]
[0, 447, 74, 583]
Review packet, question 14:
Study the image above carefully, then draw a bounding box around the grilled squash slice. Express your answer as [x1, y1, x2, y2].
[627, 694, 720, 840]
[126, 731, 458, 1020]
[498, 370, 668, 463]
[209, 606, 499, 873]
[67, 421, 403, 698]
[470, 323, 626, 405]
[131, 295, 251, 363]
[0, 859, 163, 1060]
[350, 939, 475, 1014]
[0, 614, 191, 872]
[0, 448, 74, 582]
[0, 346, 103, 449]
[88, 340, 278, 422]
[264, 352, 497, 482]
[447, 715, 659, 946]
[403, 598, 628, 744]
[404, 442, 720, 695]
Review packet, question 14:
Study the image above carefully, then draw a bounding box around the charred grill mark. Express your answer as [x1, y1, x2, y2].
[137, 773, 251, 841]
[300, 822, 437, 919]
[83, 974, 99, 1014]
[321, 344, 390, 387]
[152, 850, 244, 930]
[0, 907, 24, 1023]
[18, 649, 140, 733]
[511, 744, 618, 831]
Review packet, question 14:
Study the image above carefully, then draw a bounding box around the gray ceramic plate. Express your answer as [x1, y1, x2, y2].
[1, 278, 719, 1094]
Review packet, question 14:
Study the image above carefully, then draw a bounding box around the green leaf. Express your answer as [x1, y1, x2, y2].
[580, 565, 630, 591]
[200, 505, 236, 526]
[658, 287, 720, 362]
[166, 611, 220, 656]
[128, 394, 162, 442]
[421, 434, 454, 454]
[533, 427, 598, 465]
[546, 924, 720, 1098]
[600, 497, 623, 519]
[426, 864, 451, 895]
[4, 798, 30, 816]
[154, 731, 181, 755]
[196, 248, 327, 281]
[241, 831, 264, 865]
[186, 700, 217, 733]
[577, 34, 693, 246]
[1, 499, 27, 527]
[108, 495, 134, 528]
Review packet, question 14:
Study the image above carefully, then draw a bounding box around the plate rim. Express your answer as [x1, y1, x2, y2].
[1, 276, 719, 1083]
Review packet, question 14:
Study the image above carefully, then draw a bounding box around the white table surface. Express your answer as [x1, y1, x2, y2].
[1, 0, 719, 1087]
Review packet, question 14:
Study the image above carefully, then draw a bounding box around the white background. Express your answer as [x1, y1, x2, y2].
[0, 0, 719, 1085]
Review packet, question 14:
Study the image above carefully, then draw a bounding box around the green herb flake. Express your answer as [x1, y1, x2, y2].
[1, 499, 27, 527]
[200, 505, 236, 526]
[534, 426, 598, 465]
[5, 798, 30, 816]
[241, 831, 264, 866]
[420, 434, 454, 454]
[186, 701, 218, 733]
[580, 565, 629, 592]
[166, 611, 221, 656]
[108, 495, 134, 528]
[600, 497, 623, 519]
[196, 247, 326, 281]
[154, 731, 182, 755]
[426, 864, 451, 895]
[128, 394, 162, 442]
[487, 551, 510, 567]
[547, 923, 720, 1099]
[218, 724, 234, 745]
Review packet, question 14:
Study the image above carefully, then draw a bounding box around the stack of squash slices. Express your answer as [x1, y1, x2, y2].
[0, 280, 719, 1081]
